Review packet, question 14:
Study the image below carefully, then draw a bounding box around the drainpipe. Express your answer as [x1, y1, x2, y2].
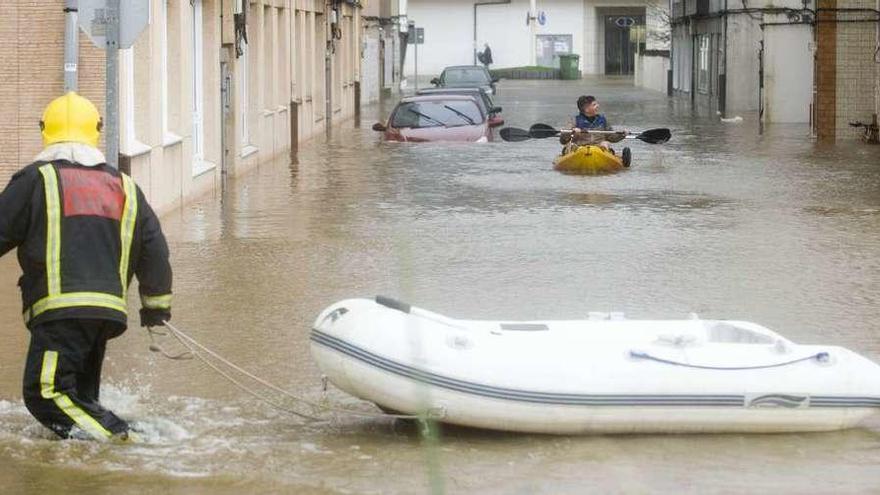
[326, 2, 335, 133]
[473, 0, 510, 65]
[668, 0, 673, 95]
[529, 0, 537, 66]
[64, 0, 78, 91]
[720, 0, 728, 117]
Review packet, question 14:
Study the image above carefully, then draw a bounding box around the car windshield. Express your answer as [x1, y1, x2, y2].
[417, 90, 492, 115]
[442, 68, 491, 85]
[390, 100, 484, 128]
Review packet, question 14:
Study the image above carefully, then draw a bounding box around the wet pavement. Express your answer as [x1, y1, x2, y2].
[1, 77, 880, 493]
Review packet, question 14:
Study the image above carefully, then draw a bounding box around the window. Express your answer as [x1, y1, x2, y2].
[191, 0, 208, 175]
[264, 6, 273, 109]
[697, 35, 710, 94]
[442, 68, 492, 85]
[390, 99, 484, 128]
[160, 0, 170, 138]
[121, 48, 135, 148]
[240, 39, 250, 148]
[315, 13, 326, 120]
[301, 11, 312, 100]
[292, 9, 302, 100]
[161, 0, 182, 143]
[120, 47, 149, 155]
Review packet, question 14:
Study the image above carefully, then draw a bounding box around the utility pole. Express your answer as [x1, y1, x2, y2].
[529, 0, 537, 66]
[105, 0, 120, 169]
[79, 0, 149, 170]
[326, 5, 335, 134]
[414, 26, 418, 91]
[64, 0, 79, 92]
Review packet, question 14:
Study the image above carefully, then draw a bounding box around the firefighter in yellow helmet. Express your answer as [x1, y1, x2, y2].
[0, 92, 173, 442]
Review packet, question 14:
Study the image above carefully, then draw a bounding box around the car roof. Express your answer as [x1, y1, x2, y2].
[416, 87, 487, 95]
[442, 65, 488, 71]
[399, 94, 481, 103]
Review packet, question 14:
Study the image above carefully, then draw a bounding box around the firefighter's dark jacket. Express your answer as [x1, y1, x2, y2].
[0, 159, 172, 332]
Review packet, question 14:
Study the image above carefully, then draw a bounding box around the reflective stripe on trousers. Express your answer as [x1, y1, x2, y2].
[39, 350, 113, 440]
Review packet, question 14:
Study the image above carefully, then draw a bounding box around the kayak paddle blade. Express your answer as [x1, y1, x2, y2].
[499, 127, 532, 142]
[636, 128, 671, 144]
[529, 123, 560, 139]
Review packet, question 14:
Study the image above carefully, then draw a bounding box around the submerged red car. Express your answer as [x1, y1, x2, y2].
[371, 95, 492, 142]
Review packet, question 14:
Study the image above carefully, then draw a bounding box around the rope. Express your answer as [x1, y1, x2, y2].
[147, 322, 433, 422]
[630, 350, 830, 370]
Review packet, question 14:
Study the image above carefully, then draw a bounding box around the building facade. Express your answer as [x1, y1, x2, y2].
[0, 0, 363, 214]
[360, 0, 408, 102]
[670, 0, 813, 122]
[670, 0, 879, 136]
[401, 0, 664, 79]
[814, 0, 879, 141]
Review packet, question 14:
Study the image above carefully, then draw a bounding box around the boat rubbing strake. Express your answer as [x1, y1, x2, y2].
[310, 297, 880, 434]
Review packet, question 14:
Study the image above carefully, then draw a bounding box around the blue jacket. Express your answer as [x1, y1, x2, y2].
[575, 113, 610, 131]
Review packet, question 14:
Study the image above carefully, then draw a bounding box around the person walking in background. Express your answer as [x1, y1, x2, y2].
[0, 92, 173, 443]
[478, 43, 493, 69]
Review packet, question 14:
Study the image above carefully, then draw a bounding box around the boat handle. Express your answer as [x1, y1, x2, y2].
[376, 295, 411, 314]
[629, 350, 830, 370]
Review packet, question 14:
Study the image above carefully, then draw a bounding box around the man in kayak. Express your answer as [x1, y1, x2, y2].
[560, 95, 629, 165]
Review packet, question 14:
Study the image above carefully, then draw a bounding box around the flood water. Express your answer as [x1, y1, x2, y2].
[2, 78, 880, 493]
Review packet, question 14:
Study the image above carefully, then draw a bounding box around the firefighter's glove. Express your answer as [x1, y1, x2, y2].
[140, 308, 171, 328]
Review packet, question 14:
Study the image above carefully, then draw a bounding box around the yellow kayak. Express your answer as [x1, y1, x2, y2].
[553, 145, 630, 175]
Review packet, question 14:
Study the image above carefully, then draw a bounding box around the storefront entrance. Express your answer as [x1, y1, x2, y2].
[603, 13, 645, 75]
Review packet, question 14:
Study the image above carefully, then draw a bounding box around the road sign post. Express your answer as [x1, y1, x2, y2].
[78, 0, 149, 169]
[408, 26, 424, 91]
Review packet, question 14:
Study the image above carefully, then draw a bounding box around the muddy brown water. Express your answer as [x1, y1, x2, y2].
[1, 78, 879, 493]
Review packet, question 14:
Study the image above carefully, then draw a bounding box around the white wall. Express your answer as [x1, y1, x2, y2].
[362, 28, 382, 103]
[404, 0, 585, 77]
[725, 8, 762, 112]
[762, 20, 812, 123]
[635, 53, 669, 93]
[672, 28, 692, 92]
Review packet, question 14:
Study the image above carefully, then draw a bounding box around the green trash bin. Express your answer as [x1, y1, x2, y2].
[559, 53, 581, 80]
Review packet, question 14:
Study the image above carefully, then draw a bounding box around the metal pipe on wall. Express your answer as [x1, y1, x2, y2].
[529, 0, 537, 66]
[326, 2, 334, 133]
[106, 0, 120, 169]
[64, 0, 79, 92]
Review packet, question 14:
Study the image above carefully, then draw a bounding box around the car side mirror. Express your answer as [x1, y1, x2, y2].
[491, 77, 500, 84]
[372, 122, 387, 132]
[430, 78, 440, 86]
[492, 106, 502, 114]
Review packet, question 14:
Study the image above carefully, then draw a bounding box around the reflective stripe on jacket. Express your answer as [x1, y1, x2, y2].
[0, 159, 172, 331]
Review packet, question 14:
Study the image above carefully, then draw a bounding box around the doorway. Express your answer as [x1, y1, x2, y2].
[604, 14, 645, 75]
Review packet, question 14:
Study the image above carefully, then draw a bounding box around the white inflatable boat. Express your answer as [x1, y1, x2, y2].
[310, 297, 880, 434]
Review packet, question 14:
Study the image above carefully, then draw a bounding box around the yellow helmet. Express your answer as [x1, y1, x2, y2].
[40, 92, 103, 147]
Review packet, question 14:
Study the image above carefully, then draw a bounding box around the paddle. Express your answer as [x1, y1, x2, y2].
[499, 127, 532, 142]
[519, 123, 672, 144]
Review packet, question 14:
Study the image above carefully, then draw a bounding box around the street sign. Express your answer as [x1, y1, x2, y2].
[78, 0, 150, 49]
[408, 27, 424, 45]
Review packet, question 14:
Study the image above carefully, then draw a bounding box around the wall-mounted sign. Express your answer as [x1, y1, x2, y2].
[78, 0, 150, 49]
[614, 16, 636, 28]
[407, 27, 424, 45]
